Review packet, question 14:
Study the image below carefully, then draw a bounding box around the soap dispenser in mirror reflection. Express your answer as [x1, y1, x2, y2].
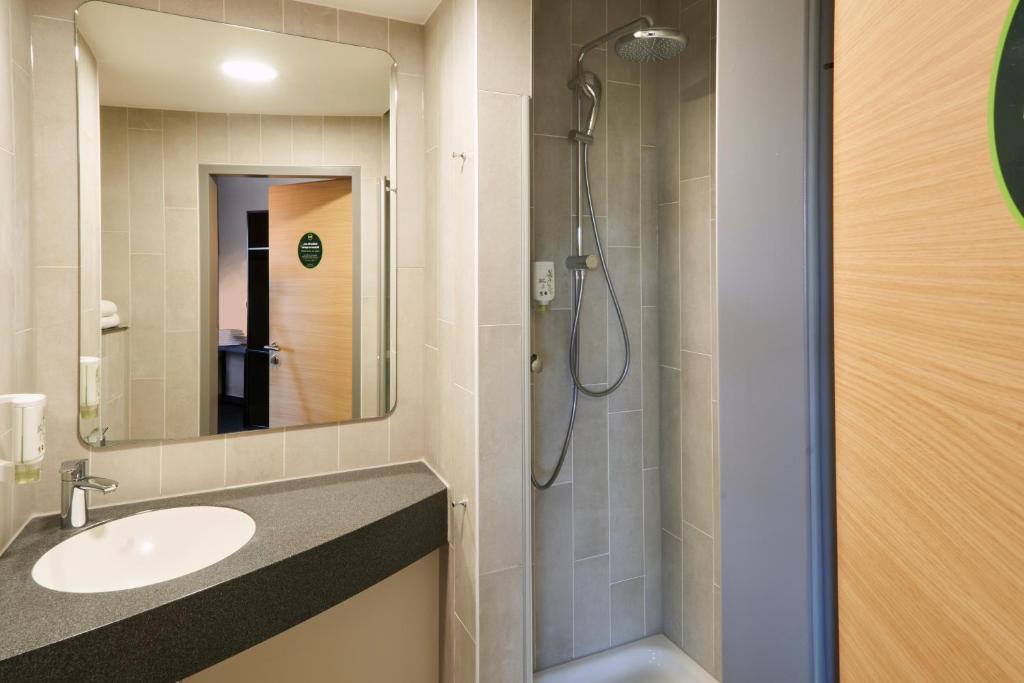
[533, 261, 555, 310]
[0, 393, 46, 484]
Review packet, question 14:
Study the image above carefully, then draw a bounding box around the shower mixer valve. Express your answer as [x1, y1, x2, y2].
[565, 254, 598, 271]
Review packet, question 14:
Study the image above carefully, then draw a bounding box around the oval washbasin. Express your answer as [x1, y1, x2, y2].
[32, 506, 255, 593]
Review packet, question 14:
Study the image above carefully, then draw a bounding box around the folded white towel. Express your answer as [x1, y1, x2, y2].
[101, 313, 120, 330]
[100, 299, 118, 317]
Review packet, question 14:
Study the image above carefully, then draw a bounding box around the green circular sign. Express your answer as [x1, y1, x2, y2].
[297, 232, 323, 269]
[992, 1, 1024, 226]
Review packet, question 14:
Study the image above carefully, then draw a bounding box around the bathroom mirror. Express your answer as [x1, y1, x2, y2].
[75, 2, 397, 446]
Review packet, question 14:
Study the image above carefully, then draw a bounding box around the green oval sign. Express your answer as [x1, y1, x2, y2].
[992, 0, 1024, 226]
[298, 232, 323, 269]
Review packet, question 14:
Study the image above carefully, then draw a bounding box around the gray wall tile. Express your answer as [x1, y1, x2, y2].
[572, 391, 608, 560]
[533, 483, 573, 669]
[573, 554, 610, 657]
[683, 523, 715, 670]
[610, 576, 645, 646]
[609, 410, 643, 582]
[681, 351, 713, 533]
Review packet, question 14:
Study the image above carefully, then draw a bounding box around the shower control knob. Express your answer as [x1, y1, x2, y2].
[531, 354, 543, 374]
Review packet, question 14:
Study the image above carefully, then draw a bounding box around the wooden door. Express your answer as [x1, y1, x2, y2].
[834, 1, 1024, 680]
[268, 178, 354, 426]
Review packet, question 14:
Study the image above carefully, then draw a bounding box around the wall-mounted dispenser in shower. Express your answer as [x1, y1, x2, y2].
[532, 261, 555, 310]
[0, 393, 46, 484]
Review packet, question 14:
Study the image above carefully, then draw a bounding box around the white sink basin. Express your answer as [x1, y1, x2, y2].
[32, 506, 256, 593]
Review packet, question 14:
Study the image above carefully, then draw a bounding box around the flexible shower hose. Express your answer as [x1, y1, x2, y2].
[531, 142, 631, 490]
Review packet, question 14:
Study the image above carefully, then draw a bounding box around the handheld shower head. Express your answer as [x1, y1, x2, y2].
[615, 27, 688, 62]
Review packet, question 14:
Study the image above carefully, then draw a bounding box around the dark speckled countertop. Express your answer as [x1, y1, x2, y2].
[0, 462, 447, 683]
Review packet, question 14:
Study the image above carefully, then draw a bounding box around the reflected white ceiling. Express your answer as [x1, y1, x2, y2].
[78, 3, 394, 117]
[309, 0, 440, 24]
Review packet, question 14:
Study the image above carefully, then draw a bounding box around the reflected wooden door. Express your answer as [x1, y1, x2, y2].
[268, 178, 353, 426]
[834, 1, 1024, 679]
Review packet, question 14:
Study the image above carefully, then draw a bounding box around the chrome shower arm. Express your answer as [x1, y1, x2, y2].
[573, 15, 653, 78]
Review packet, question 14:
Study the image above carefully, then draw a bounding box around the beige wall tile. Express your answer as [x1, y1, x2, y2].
[159, 0, 225, 21]
[0, 17, 14, 153]
[340, 419, 388, 470]
[130, 378, 164, 439]
[350, 116, 382, 177]
[127, 108, 162, 130]
[284, 424, 340, 477]
[338, 9, 387, 50]
[478, 324, 523, 575]
[291, 116, 323, 164]
[33, 266, 76, 330]
[226, 429, 285, 485]
[30, 17, 78, 268]
[323, 116, 352, 164]
[225, 0, 283, 32]
[388, 268, 425, 461]
[165, 330, 199, 439]
[478, 91, 523, 326]
[283, 0, 336, 41]
[100, 107, 129, 232]
[11, 0, 30, 71]
[259, 115, 292, 164]
[451, 502, 477, 634]
[162, 437, 226, 495]
[389, 20, 424, 76]
[91, 444, 161, 506]
[397, 75, 424, 268]
[479, 566, 524, 683]
[101, 231, 130, 324]
[129, 253, 165, 379]
[163, 110, 198, 209]
[197, 112, 229, 163]
[128, 129, 165, 254]
[228, 114, 260, 164]
[165, 208, 199, 332]
[477, 0, 531, 95]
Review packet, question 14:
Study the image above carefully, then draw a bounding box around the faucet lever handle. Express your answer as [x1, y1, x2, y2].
[60, 459, 88, 481]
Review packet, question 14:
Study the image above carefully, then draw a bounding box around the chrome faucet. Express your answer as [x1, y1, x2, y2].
[60, 459, 118, 529]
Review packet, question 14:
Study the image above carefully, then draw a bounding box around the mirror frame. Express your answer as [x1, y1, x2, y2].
[74, 1, 400, 447]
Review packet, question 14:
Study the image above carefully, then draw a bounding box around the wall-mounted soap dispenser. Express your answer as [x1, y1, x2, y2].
[532, 261, 555, 310]
[0, 394, 46, 484]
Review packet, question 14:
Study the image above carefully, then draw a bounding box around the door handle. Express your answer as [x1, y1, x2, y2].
[264, 341, 281, 366]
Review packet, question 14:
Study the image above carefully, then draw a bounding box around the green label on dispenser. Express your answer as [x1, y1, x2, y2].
[298, 232, 323, 269]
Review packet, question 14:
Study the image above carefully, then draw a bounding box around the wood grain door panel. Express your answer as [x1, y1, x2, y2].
[268, 178, 353, 426]
[835, 1, 1024, 680]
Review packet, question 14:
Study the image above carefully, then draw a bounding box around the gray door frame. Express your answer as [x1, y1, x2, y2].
[716, 0, 835, 681]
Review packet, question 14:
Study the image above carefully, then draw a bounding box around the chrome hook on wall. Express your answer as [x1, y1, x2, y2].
[451, 151, 467, 171]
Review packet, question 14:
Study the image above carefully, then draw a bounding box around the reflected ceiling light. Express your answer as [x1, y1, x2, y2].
[220, 60, 278, 82]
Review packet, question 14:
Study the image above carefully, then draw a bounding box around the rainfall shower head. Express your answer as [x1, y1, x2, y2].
[614, 27, 688, 63]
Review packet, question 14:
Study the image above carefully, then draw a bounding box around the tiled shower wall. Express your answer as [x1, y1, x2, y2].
[652, 0, 720, 677]
[0, 0, 36, 550]
[532, 0, 721, 677]
[18, 0, 428, 522]
[532, 0, 664, 669]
